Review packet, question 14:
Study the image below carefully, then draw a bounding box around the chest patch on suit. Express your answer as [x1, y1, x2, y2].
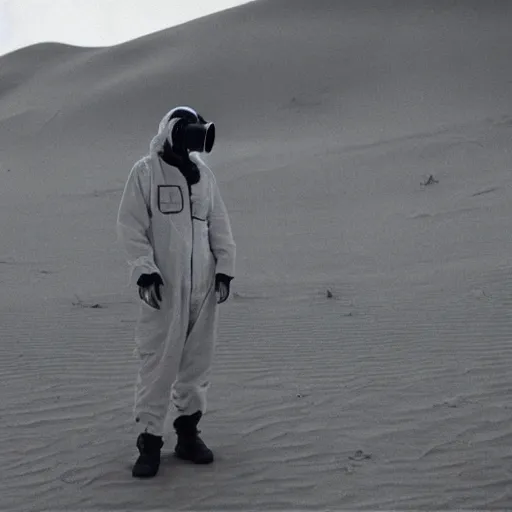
[158, 185, 184, 214]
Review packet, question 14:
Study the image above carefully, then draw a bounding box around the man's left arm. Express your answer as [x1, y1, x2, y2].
[208, 174, 236, 281]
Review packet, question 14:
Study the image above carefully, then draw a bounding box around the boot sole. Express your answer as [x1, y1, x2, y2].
[132, 463, 161, 478]
[132, 470, 159, 478]
[174, 451, 214, 464]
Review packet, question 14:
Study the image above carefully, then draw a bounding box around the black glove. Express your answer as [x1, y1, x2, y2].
[215, 273, 233, 304]
[137, 273, 163, 309]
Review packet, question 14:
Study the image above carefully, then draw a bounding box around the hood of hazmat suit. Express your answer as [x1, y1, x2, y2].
[116, 106, 236, 436]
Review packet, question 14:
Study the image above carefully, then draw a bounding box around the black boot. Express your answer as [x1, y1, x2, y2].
[132, 432, 164, 478]
[173, 411, 214, 464]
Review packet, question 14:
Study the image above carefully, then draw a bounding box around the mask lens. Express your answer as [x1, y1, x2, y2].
[204, 123, 215, 153]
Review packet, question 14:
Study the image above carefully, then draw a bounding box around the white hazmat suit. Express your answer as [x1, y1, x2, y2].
[117, 107, 236, 438]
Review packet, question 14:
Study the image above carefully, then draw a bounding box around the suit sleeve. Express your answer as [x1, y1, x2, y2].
[208, 174, 236, 278]
[116, 160, 160, 285]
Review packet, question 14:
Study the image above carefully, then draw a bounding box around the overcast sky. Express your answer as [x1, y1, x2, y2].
[0, 0, 252, 57]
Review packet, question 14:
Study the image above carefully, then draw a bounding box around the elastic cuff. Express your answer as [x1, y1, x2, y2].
[137, 272, 163, 287]
[215, 273, 233, 286]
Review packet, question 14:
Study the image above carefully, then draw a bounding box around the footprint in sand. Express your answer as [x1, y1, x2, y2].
[470, 288, 491, 301]
[341, 450, 372, 474]
[349, 449, 372, 462]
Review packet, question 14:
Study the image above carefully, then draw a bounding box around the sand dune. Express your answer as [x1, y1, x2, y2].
[1, 0, 512, 510]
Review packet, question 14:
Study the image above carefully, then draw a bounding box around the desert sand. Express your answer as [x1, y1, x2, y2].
[1, 0, 512, 509]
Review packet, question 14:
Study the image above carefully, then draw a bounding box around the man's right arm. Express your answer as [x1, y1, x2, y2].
[116, 159, 160, 286]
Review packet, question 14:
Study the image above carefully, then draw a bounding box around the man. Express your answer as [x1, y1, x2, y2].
[117, 106, 236, 478]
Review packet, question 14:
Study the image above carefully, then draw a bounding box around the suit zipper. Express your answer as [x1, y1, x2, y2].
[189, 184, 194, 320]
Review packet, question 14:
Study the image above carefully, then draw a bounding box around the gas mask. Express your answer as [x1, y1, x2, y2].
[166, 107, 215, 154]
